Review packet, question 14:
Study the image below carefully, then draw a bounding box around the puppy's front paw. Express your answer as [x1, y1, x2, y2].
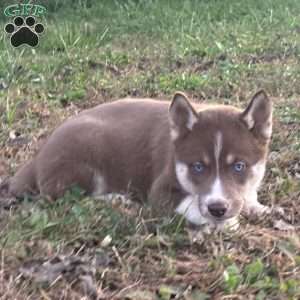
[243, 203, 284, 218]
[243, 203, 271, 216]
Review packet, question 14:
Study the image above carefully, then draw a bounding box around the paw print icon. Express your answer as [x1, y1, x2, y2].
[4, 16, 44, 47]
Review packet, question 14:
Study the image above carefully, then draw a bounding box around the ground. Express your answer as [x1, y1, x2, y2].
[0, 0, 299, 299]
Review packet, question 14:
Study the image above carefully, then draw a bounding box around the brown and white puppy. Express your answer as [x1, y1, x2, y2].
[5, 91, 273, 227]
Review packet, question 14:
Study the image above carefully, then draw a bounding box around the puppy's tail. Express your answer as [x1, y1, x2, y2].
[0, 177, 17, 208]
[3, 159, 38, 200]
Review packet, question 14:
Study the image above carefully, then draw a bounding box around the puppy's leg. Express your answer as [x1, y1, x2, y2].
[149, 174, 212, 226]
[148, 173, 184, 218]
[37, 162, 96, 200]
[242, 191, 284, 217]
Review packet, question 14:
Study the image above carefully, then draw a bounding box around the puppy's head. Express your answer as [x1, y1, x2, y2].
[169, 91, 272, 226]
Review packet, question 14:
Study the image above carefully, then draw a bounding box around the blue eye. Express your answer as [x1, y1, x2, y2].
[233, 161, 246, 173]
[191, 162, 205, 174]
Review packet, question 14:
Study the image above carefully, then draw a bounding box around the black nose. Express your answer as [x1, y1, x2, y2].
[208, 202, 227, 218]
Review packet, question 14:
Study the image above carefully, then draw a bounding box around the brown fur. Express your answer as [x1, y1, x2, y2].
[6, 91, 272, 222]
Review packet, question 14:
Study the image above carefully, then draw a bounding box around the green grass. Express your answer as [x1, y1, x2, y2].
[0, 0, 300, 299]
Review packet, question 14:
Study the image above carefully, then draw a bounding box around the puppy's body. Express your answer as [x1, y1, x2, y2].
[11, 100, 176, 201]
[7, 92, 273, 226]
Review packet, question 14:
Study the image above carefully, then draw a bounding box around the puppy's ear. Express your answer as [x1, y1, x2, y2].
[169, 92, 198, 140]
[241, 90, 272, 140]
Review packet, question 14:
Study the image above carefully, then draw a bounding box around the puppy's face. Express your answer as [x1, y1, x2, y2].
[169, 91, 272, 226]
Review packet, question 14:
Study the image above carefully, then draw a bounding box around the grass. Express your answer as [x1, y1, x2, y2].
[0, 0, 299, 299]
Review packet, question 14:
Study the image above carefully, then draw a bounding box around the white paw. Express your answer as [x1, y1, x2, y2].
[243, 203, 284, 217]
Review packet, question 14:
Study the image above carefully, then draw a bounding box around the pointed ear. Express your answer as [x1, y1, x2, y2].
[169, 92, 198, 140]
[241, 90, 272, 140]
